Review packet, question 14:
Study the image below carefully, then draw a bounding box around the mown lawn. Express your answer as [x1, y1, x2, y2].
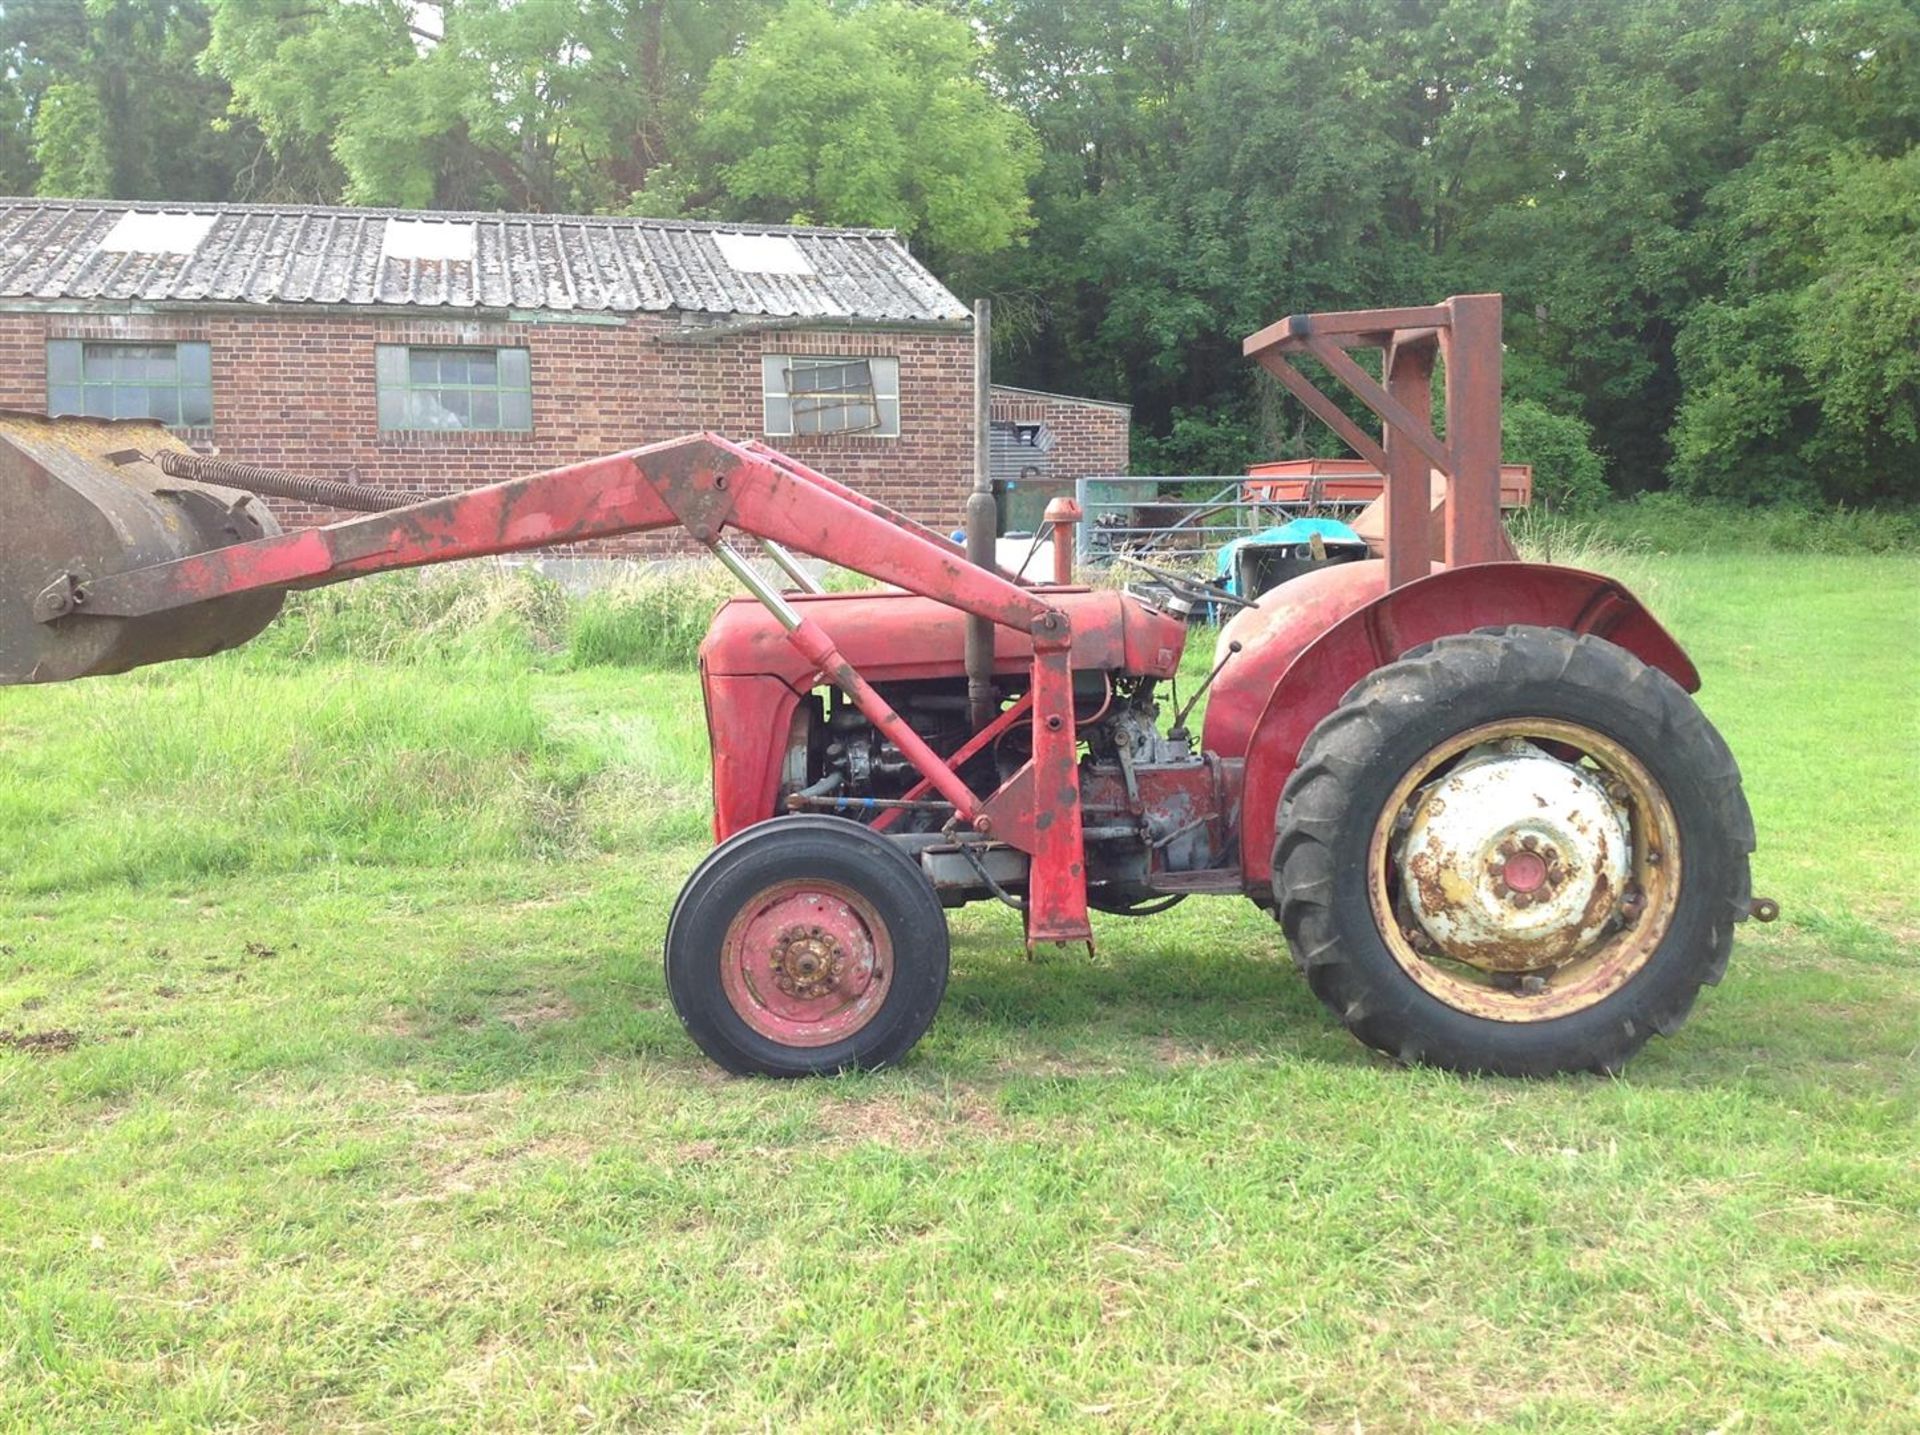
[0, 555, 1915, 1430]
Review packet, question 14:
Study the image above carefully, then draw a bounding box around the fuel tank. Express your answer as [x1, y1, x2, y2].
[0, 413, 285, 684]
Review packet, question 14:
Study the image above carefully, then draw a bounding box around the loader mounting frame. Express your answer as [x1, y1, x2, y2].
[33, 431, 1096, 945]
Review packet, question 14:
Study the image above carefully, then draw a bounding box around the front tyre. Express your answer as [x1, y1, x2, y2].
[1274, 626, 1754, 1076]
[666, 816, 950, 1077]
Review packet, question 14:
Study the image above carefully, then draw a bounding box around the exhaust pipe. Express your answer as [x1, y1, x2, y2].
[964, 298, 997, 729]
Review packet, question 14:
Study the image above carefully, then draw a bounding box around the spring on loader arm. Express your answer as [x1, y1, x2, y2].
[155, 450, 411, 514]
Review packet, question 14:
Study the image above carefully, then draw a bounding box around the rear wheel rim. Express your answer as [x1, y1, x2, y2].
[719, 879, 893, 1047]
[1367, 717, 1682, 1023]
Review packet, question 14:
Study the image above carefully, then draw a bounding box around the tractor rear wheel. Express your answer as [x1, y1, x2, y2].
[666, 816, 950, 1077]
[1273, 626, 1754, 1076]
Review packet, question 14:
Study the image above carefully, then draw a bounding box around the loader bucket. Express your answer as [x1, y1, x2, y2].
[0, 412, 285, 684]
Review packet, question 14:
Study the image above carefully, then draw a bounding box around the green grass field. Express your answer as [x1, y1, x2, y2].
[1, 554, 1915, 1430]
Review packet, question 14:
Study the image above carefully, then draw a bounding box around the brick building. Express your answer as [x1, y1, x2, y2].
[987, 384, 1132, 533]
[0, 198, 1116, 560]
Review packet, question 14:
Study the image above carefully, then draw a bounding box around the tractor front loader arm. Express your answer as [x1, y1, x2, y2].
[28, 430, 1093, 945]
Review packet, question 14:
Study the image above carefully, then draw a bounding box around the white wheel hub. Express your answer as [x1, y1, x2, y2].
[1396, 740, 1631, 972]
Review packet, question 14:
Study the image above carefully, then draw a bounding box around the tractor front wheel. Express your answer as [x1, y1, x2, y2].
[1273, 626, 1754, 1076]
[666, 816, 950, 1076]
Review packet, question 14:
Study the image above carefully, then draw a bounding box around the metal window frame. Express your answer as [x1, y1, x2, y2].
[47, 339, 213, 429]
[375, 344, 533, 433]
[763, 354, 900, 438]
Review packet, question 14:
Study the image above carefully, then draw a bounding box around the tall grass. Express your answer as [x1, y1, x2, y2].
[252, 562, 742, 671]
[0, 568, 729, 892]
[566, 565, 739, 669]
[253, 567, 573, 666]
[1546, 492, 1920, 555]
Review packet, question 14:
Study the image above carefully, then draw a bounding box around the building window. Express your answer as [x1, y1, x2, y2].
[47, 340, 212, 428]
[376, 345, 531, 432]
[762, 355, 899, 437]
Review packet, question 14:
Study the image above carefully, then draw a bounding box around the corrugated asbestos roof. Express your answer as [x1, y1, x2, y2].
[0, 199, 970, 323]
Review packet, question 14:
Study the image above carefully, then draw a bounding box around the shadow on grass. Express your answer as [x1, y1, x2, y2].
[332, 900, 1920, 1128]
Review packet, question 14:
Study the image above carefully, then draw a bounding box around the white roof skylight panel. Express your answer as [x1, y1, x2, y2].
[713, 231, 815, 276]
[97, 210, 216, 256]
[380, 218, 476, 263]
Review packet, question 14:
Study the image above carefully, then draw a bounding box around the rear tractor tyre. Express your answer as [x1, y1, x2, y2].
[665, 816, 950, 1077]
[1273, 626, 1754, 1076]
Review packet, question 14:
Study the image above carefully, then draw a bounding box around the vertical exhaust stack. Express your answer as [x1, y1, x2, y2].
[964, 298, 998, 729]
[0, 413, 286, 684]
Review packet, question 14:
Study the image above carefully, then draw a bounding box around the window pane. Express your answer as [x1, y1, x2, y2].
[500, 390, 531, 430]
[48, 384, 80, 416]
[878, 394, 900, 437]
[871, 357, 898, 400]
[471, 391, 499, 429]
[47, 340, 82, 384]
[376, 344, 408, 386]
[378, 388, 405, 430]
[498, 348, 529, 389]
[409, 350, 439, 385]
[762, 354, 789, 400]
[147, 351, 177, 385]
[440, 390, 471, 427]
[177, 343, 211, 386]
[406, 391, 442, 428]
[83, 387, 111, 417]
[111, 385, 147, 419]
[764, 395, 791, 435]
[147, 388, 180, 425]
[466, 351, 497, 387]
[180, 387, 212, 427]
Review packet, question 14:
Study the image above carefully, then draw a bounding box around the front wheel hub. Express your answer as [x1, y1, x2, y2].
[720, 881, 892, 1047]
[1398, 741, 1630, 972]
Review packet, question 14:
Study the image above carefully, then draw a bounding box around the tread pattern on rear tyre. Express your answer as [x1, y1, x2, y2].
[1274, 625, 1755, 1076]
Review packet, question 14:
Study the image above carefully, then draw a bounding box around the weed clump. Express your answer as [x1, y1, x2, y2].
[566, 565, 738, 669]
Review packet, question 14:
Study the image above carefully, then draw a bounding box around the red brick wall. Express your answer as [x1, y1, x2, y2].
[990, 385, 1130, 480]
[0, 309, 976, 558]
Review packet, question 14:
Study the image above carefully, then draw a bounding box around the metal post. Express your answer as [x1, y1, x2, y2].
[964, 298, 998, 728]
[1043, 495, 1082, 585]
[1441, 294, 1505, 568]
[1385, 338, 1437, 589]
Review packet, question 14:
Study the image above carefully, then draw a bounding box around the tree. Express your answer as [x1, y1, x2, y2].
[0, 0, 259, 200]
[690, 2, 1039, 259]
[1672, 147, 1920, 504]
[204, 0, 771, 212]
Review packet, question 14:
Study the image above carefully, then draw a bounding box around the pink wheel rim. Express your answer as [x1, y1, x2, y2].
[718, 879, 893, 1047]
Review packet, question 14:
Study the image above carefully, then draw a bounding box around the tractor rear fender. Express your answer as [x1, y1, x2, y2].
[1204, 560, 1698, 893]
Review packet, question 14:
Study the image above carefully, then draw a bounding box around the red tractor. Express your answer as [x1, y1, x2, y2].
[0, 297, 1764, 1077]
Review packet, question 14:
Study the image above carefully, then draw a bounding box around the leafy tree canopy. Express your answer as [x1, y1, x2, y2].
[0, 0, 1912, 503]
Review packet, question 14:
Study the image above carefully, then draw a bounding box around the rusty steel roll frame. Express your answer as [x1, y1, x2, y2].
[1241, 294, 1507, 587]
